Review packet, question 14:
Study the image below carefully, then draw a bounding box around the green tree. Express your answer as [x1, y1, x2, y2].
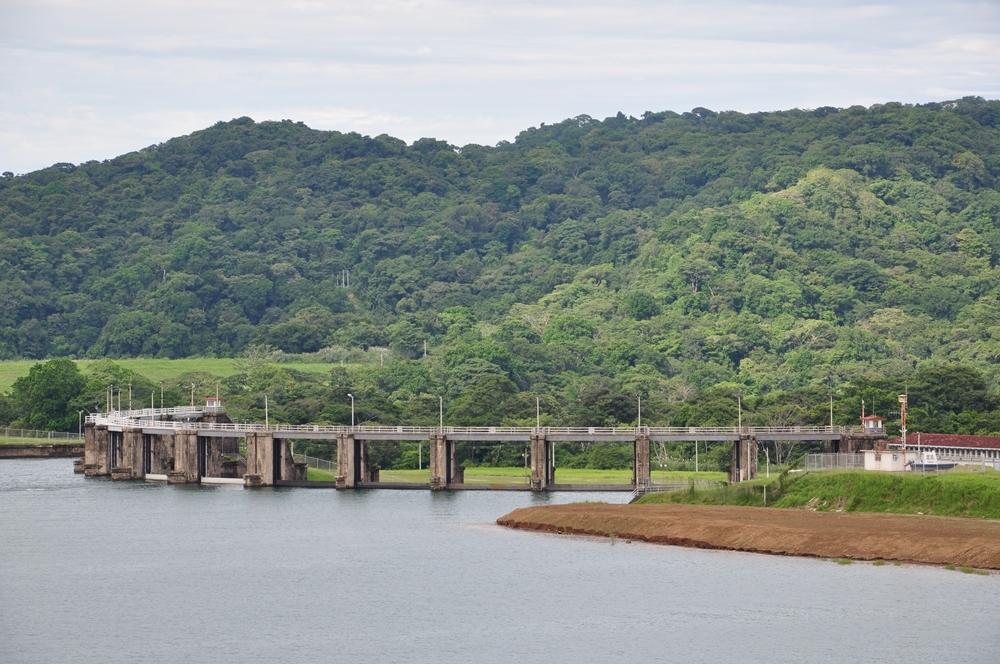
[9, 359, 86, 431]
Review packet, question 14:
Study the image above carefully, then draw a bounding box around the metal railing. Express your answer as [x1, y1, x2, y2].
[805, 453, 865, 471]
[88, 414, 865, 438]
[1, 427, 84, 441]
[86, 405, 220, 423]
[292, 454, 336, 473]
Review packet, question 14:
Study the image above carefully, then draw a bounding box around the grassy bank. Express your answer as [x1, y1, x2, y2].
[304, 467, 727, 485]
[0, 358, 344, 392]
[0, 437, 81, 446]
[637, 471, 1000, 520]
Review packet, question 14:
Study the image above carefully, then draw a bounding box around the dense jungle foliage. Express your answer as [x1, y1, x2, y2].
[3, 97, 1000, 466]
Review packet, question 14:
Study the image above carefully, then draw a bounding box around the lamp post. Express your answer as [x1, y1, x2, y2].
[438, 396, 443, 429]
[637, 395, 642, 428]
[264, 395, 269, 428]
[78, 410, 84, 435]
[159, 382, 164, 409]
[348, 394, 355, 428]
[536, 396, 540, 429]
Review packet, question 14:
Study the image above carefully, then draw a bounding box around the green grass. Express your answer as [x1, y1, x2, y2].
[638, 470, 1000, 520]
[305, 466, 725, 485]
[773, 471, 1000, 519]
[0, 437, 81, 446]
[0, 358, 343, 392]
[307, 467, 338, 482]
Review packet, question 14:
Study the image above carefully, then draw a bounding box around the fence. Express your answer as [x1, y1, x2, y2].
[1, 428, 84, 441]
[293, 454, 336, 473]
[805, 453, 865, 472]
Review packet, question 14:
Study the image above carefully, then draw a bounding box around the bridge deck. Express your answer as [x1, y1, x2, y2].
[91, 410, 860, 442]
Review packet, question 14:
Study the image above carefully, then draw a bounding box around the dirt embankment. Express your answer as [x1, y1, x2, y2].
[497, 503, 1000, 569]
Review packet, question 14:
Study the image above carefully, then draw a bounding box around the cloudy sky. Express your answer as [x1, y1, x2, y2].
[1, 0, 998, 174]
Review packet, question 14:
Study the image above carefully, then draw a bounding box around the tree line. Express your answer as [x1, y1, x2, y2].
[1, 97, 1000, 467]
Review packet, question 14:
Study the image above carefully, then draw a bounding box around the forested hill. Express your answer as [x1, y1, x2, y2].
[3, 98, 1000, 432]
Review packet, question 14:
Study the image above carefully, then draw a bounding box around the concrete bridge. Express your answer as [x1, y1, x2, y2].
[79, 404, 885, 490]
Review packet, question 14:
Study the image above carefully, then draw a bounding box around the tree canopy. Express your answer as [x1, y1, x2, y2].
[3, 98, 1000, 449]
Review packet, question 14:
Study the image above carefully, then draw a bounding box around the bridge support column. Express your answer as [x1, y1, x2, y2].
[336, 434, 368, 488]
[245, 431, 275, 486]
[730, 434, 758, 483]
[148, 433, 173, 475]
[634, 429, 651, 490]
[530, 433, 553, 491]
[429, 433, 451, 490]
[83, 422, 100, 476]
[85, 424, 111, 477]
[112, 427, 144, 480]
[168, 429, 199, 483]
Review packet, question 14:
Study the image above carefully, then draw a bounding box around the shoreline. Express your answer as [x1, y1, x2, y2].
[0, 444, 84, 458]
[497, 503, 1000, 570]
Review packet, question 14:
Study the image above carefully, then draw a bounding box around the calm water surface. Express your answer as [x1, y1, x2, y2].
[2, 459, 998, 663]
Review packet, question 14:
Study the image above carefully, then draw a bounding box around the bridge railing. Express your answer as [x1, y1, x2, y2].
[1, 427, 84, 441]
[89, 414, 865, 438]
[86, 406, 217, 424]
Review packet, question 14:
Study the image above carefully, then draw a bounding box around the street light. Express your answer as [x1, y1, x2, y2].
[439, 396, 443, 429]
[348, 393, 355, 428]
[637, 395, 642, 428]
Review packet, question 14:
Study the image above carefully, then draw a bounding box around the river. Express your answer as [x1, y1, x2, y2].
[1, 459, 997, 663]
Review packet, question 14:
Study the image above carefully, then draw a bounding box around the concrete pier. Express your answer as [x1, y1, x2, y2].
[634, 429, 651, 490]
[83, 422, 98, 476]
[85, 424, 111, 477]
[730, 434, 758, 482]
[530, 433, 553, 491]
[336, 433, 371, 488]
[429, 433, 449, 490]
[111, 427, 144, 480]
[168, 429, 199, 483]
[245, 431, 275, 486]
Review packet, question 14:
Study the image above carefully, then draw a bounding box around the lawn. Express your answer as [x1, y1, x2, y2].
[638, 469, 1000, 519]
[306, 466, 725, 485]
[0, 437, 81, 446]
[0, 358, 342, 392]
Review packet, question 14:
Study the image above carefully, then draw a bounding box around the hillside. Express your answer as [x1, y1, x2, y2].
[2, 98, 1000, 441]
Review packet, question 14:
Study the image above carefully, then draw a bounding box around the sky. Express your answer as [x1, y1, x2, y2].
[1, 0, 998, 174]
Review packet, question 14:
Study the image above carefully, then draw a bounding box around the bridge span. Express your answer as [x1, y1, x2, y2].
[79, 405, 885, 490]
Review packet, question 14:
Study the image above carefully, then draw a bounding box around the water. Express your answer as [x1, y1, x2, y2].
[2, 459, 998, 663]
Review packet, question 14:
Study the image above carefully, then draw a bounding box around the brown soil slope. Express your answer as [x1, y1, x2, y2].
[497, 504, 1000, 569]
